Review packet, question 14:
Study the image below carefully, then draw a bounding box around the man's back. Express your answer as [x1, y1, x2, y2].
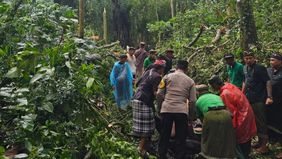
[134, 48, 147, 69]
[196, 93, 224, 118]
[161, 70, 196, 114]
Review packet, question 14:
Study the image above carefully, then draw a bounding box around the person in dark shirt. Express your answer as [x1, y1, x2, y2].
[242, 51, 273, 153]
[266, 53, 282, 159]
[131, 60, 165, 158]
[134, 42, 148, 79]
[164, 48, 174, 75]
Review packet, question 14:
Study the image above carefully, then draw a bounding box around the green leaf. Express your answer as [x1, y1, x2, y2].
[65, 61, 71, 69]
[5, 67, 20, 78]
[16, 98, 28, 106]
[86, 78, 95, 88]
[0, 49, 6, 56]
[0, 146, 4, 155]
[42, 102, 53, 113]
[64, 10, 76, 18]
[21, 114, 36, 132]
[30, 73, 44, 84]
[14, 153, 28, 159]
[25, 140, 32, 152]
[0, 3, 10, 14]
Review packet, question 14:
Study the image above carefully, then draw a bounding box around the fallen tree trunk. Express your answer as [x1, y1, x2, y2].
[97, 41, 120, 49]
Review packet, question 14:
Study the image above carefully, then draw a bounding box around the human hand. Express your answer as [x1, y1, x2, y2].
[265, 97, 273, 105]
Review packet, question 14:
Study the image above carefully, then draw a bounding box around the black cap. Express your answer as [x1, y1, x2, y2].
[208, 75, 224, 86]
[176, 60, 189, 70]
[243, 51, 255, 57]
[129, 47, 135, 50]
[119, 54, 127, 58]
[270, 53, 282, 61]
[149, 49, 157, 53]
[224, 53, 234, 59]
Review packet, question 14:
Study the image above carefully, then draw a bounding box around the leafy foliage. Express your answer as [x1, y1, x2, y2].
[148, 0, 281, 83]
[0, 1, 139, 158]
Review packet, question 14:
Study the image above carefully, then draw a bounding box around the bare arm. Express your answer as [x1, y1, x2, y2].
[242, 82, 246, 93]
[188, 84, 197, 121]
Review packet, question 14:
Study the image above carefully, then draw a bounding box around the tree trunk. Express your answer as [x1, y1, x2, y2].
[170, 0, 175, 18]
[103, 8, 108, 43]
[155, 0, 159, 21]
[237, 0, 259, 51]
[78, 0, 84, 38]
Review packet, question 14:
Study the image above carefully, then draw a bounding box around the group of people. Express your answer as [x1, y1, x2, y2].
[109, 42, 282, 159]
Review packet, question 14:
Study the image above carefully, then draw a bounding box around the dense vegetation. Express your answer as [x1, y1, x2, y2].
[0, 0, 139, 158]
[0, 0, 281, 158]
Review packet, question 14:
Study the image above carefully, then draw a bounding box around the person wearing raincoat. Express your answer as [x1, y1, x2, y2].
[110, 54, 133, 109]
[209, 75, 257, 159]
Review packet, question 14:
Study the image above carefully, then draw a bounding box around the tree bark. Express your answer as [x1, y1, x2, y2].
[78, 0, 84, 38]
[170, 0, 175, 18]
[103, 8, 108, 43]
[155, 0, 159, 21]
[237, 0, 259, 51]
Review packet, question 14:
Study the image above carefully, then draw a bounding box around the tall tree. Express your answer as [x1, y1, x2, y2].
[237, 0, 259, 51]
[103, 7, 108, 43]
[170, 0, 175, 18]
[78, 0, 84, 38]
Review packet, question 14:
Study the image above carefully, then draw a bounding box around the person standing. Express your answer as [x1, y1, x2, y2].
[143, 49, 157, 70]
[110, 54, 133, 109]
[224, 53, 244, 89]
[134, 42, 148, 79]
[157, 60, 197, 159]
[127, 47, 136, 79]
[131, 60, 166, 158]
[195, 84, 236, 159]
[266, 53, 282, 159]
[209, 75, 257, 158]
[242, 51, 273, 153]
[164, 49, 174, 75]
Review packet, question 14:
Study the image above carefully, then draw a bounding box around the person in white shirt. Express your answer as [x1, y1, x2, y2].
[127, 47, 136, 79]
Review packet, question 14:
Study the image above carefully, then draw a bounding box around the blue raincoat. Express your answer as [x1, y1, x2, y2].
[110, 61, 133, 109]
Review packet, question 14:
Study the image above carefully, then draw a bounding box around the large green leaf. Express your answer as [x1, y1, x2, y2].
[5, 67, 20, 78]
[30, 73, 44, 84]
[20, 114, 37, 132]
[86, 78, 95, 88]
[42, 102, 53, 113]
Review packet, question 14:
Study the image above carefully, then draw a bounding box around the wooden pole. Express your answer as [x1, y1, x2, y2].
[78, 0, 84, 38]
